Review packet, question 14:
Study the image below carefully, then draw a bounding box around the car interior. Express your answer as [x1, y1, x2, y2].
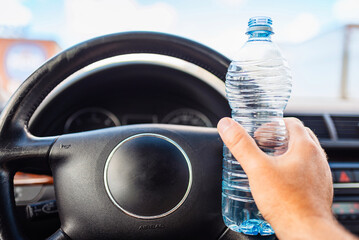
[0, 31, 359, 240]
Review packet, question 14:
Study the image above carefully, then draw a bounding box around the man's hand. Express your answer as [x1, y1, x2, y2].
[217, 117, 357, 240]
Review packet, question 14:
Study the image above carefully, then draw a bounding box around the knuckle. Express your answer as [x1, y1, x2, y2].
[285, 117, 303, 125]
[300, 137, 320, 153]
[305, 127, 315, 136]
[292, 120, 305, 132]
[307, 139, 319, 149]
[284, 117, 296, 121]
[285, 117, 305, 129]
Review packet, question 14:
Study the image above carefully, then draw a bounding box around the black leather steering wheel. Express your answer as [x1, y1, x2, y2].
[0, 32, 275, 240]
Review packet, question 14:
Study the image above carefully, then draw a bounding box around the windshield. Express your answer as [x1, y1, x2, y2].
[0, 0, 358, 112]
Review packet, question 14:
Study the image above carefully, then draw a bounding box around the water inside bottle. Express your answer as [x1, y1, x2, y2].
[222, 146, 275, 235]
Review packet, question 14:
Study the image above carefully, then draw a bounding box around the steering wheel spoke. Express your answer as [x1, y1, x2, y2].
[0, 134, 57, 173]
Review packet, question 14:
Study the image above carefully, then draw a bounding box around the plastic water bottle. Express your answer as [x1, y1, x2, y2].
[222, 16, 292, 235]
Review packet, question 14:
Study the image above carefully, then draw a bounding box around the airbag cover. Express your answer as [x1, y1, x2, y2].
[104, 134, 192, 219]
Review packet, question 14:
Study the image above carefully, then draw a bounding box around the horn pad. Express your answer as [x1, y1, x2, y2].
[104, 134, 192, 219]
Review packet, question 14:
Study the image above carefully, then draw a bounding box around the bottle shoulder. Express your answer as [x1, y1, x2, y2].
[232, 41, 284, 63]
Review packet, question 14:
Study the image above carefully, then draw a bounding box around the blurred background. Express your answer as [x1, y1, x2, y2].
[0, 0, 358, 111]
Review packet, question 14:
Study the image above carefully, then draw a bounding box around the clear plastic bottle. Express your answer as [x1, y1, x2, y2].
[221, 16, 292, 235]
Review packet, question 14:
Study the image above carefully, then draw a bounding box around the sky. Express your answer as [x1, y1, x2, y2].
[0, 0, 358, 102]
[0, 0, 358, 56]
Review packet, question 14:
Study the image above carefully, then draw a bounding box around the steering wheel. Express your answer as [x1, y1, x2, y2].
[0, 32, 275, 240]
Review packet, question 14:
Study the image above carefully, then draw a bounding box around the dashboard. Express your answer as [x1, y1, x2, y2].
[63, 107, 213, 134]
[12, 58, 359, 239]
[29, 63, 229, 137]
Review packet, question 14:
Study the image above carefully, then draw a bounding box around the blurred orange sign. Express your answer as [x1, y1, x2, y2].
[0, 38, 59, 98]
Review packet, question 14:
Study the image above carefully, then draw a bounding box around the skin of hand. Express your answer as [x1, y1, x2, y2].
[217, 117, 357, 240]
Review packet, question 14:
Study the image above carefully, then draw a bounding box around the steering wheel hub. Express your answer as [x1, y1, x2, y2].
[104, 133, 192, 219]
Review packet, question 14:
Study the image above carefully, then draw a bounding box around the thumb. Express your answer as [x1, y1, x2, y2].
[217, 117, 269, 173]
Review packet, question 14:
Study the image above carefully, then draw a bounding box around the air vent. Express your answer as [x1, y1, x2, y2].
[332, 116, 359, 139]
[286, 115, 330, 139]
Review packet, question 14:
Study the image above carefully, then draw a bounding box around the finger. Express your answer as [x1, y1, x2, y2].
[283, 118, 313, 154]
[284, 117, 310, 142]
[283, 117, 308, 135]
[217, 117, 269, 173]
[305, 127, 321, 146]
[305, 127, 328, 160]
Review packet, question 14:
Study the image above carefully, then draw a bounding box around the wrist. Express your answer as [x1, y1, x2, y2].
[274, 214, 355, 240]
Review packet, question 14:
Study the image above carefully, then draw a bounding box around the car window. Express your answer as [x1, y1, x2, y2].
[0, 0, 358, 111]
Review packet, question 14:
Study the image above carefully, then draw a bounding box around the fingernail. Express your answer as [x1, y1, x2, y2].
[217, 118, 233, 133]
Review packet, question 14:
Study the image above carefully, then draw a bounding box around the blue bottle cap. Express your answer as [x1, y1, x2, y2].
[246, 16, 273, 34]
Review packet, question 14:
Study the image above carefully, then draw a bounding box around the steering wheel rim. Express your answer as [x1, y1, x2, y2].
[0, 32, 230, 239]
[0, 31, 230, 137]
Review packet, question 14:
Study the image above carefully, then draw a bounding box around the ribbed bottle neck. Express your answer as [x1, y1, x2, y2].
[247, 31, 272, 42]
